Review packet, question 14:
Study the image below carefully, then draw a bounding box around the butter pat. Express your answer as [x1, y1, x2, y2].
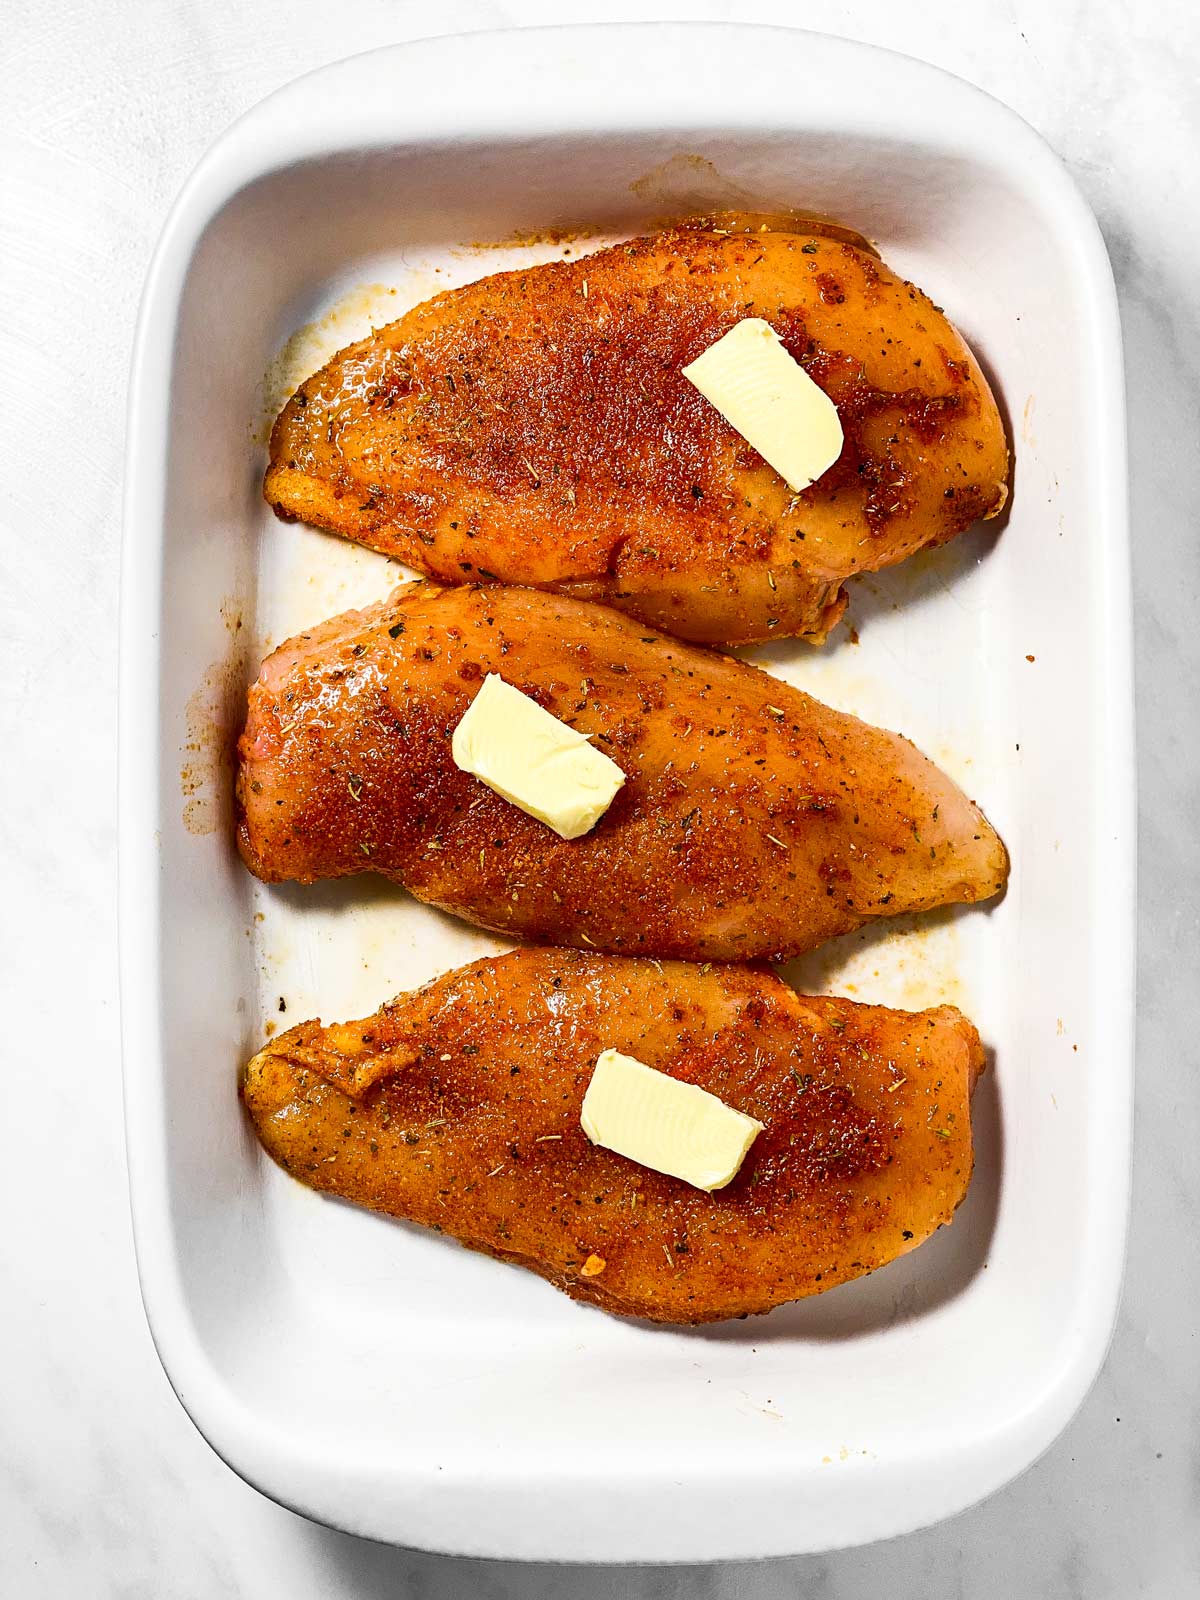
[581, 1049, 763, 1191]
[451, 673, 625, 840]
[683, 317, 844, 491]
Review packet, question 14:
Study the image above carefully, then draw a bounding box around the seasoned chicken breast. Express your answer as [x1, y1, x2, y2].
[265, 225, 1008, 646]
[242, 949, 985, 1323]
[237, 583, 1007, 961]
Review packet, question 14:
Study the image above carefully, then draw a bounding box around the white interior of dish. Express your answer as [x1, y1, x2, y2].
[138, 42, 1126, 1555]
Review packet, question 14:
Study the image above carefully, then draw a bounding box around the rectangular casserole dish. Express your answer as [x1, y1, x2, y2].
[120, 22, 1133, 1560]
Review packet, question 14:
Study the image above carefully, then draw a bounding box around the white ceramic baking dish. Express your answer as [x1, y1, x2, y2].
[120, 23, 1133, 1560]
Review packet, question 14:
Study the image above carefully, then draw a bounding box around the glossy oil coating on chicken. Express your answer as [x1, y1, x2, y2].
[237, 583, 1007, 961]
[265, 225, 1008, 646]
[242, 949, 985, 1323]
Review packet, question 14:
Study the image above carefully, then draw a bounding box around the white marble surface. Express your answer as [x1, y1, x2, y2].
[2, 0, 1197, 1593]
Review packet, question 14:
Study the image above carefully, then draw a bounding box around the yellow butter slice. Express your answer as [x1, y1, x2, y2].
[683, 317, 844, 491]
[580, 1048, 763, 1192]
[451, 673, 625, 840]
